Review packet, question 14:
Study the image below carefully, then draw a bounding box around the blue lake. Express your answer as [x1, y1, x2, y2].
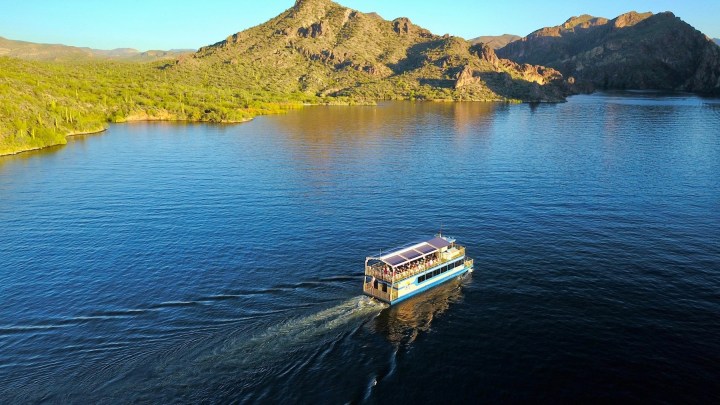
[1, 93, 719, 402]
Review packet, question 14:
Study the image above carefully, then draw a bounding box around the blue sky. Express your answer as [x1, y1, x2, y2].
[1, 0, 718, 51]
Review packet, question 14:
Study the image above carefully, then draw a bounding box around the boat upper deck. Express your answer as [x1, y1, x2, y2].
[365, 236, 465, 283]
[376, 236, 453, 268]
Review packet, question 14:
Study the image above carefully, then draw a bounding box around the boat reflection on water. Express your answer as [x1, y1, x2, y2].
[367, 272, 471, 346]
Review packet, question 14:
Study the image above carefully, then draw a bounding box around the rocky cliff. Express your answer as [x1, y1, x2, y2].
[497, 12, 720, 95]
[174, 0, 568, 102]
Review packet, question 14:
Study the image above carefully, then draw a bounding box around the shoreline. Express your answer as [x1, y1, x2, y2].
[0, 127, 107, 157]
[66, 127, 108, 137]
[0, 117, 256, 158]
[0, 97, 559, 158]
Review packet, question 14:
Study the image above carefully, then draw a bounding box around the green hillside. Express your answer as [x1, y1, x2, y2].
[0, 57, 316, 155]
[1, 0, 569, 156]
[185, 0, 566, 102]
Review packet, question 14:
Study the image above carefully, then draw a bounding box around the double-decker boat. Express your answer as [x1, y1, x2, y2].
[363, 235, 473, 305]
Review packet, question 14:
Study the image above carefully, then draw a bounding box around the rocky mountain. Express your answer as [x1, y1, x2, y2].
[497, 12, 720, 94]
[173, 0, 569, 102]
[0, 36, 193, 61]
[470, 34, 521, 49]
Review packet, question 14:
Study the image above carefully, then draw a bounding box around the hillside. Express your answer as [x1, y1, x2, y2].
[1, 0, 573, 156]
[175, 0, 568, 103]
[470, 34, 521, 49]
[0, 36, 193, 61]
[497, 12, 720, 94]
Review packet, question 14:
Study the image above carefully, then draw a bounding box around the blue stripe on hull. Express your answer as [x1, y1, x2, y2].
[390, 265, 471, 305]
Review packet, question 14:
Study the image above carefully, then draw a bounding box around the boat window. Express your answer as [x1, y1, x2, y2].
[373, 279, 379, 289]
[418, 275, 425, 283]
[382, 283, 387, 292]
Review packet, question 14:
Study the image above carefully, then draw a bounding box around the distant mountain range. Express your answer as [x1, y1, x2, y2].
[497, 12, 720, 94]
[0, 36, 194, 61]
[714, 38, 720, 46]
[469, 34, 520, 49]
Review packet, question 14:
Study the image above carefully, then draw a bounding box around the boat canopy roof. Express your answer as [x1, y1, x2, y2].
[376, 236, 452, 268]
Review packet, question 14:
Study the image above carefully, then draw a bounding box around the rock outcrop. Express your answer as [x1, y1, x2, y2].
[497, 11, 720, 95]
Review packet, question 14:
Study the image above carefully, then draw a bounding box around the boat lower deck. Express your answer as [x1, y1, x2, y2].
[364, 257, 473, 304]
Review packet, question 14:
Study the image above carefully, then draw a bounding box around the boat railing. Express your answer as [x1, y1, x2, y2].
[364, 246, 466, 284]
[365, 262, 391, 282]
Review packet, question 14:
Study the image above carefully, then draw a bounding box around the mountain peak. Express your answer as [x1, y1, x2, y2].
[611, 11, 653, 28]
[289, 0, 343, 25]
[293, 0, 334, 11]
[560, 14, 609, 30]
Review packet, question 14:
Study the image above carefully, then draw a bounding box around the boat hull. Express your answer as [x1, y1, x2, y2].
[364, 261, 473, 305]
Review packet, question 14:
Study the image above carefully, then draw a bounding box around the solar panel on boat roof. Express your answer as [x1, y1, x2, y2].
[400, 249, 422, 260]
[384, 255, 406, 266]
[415, 244, 436, 254]
[426, 236, 451, 249]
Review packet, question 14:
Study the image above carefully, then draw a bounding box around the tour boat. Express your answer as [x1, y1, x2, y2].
[363, 235, 473, 305]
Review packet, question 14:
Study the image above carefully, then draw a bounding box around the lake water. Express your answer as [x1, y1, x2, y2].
[1, 93, 719, 403]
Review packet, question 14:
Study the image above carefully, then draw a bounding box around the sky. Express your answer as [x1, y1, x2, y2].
[1, 0, 718, 51]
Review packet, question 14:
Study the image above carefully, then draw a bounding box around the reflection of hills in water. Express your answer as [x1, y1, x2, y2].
[270, 102, 501, 190]
[369, 272, 471, 347]
[276, 102, 500, 144]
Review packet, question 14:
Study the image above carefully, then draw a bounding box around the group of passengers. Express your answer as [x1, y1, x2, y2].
[381, 254, 439, 277]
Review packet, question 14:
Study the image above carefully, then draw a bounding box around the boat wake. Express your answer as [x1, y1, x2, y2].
[204, 295, 387, 368]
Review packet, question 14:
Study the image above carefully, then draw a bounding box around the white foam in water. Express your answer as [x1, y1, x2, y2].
[199, 296, 387, 369]
[251, 296, 386, 349]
